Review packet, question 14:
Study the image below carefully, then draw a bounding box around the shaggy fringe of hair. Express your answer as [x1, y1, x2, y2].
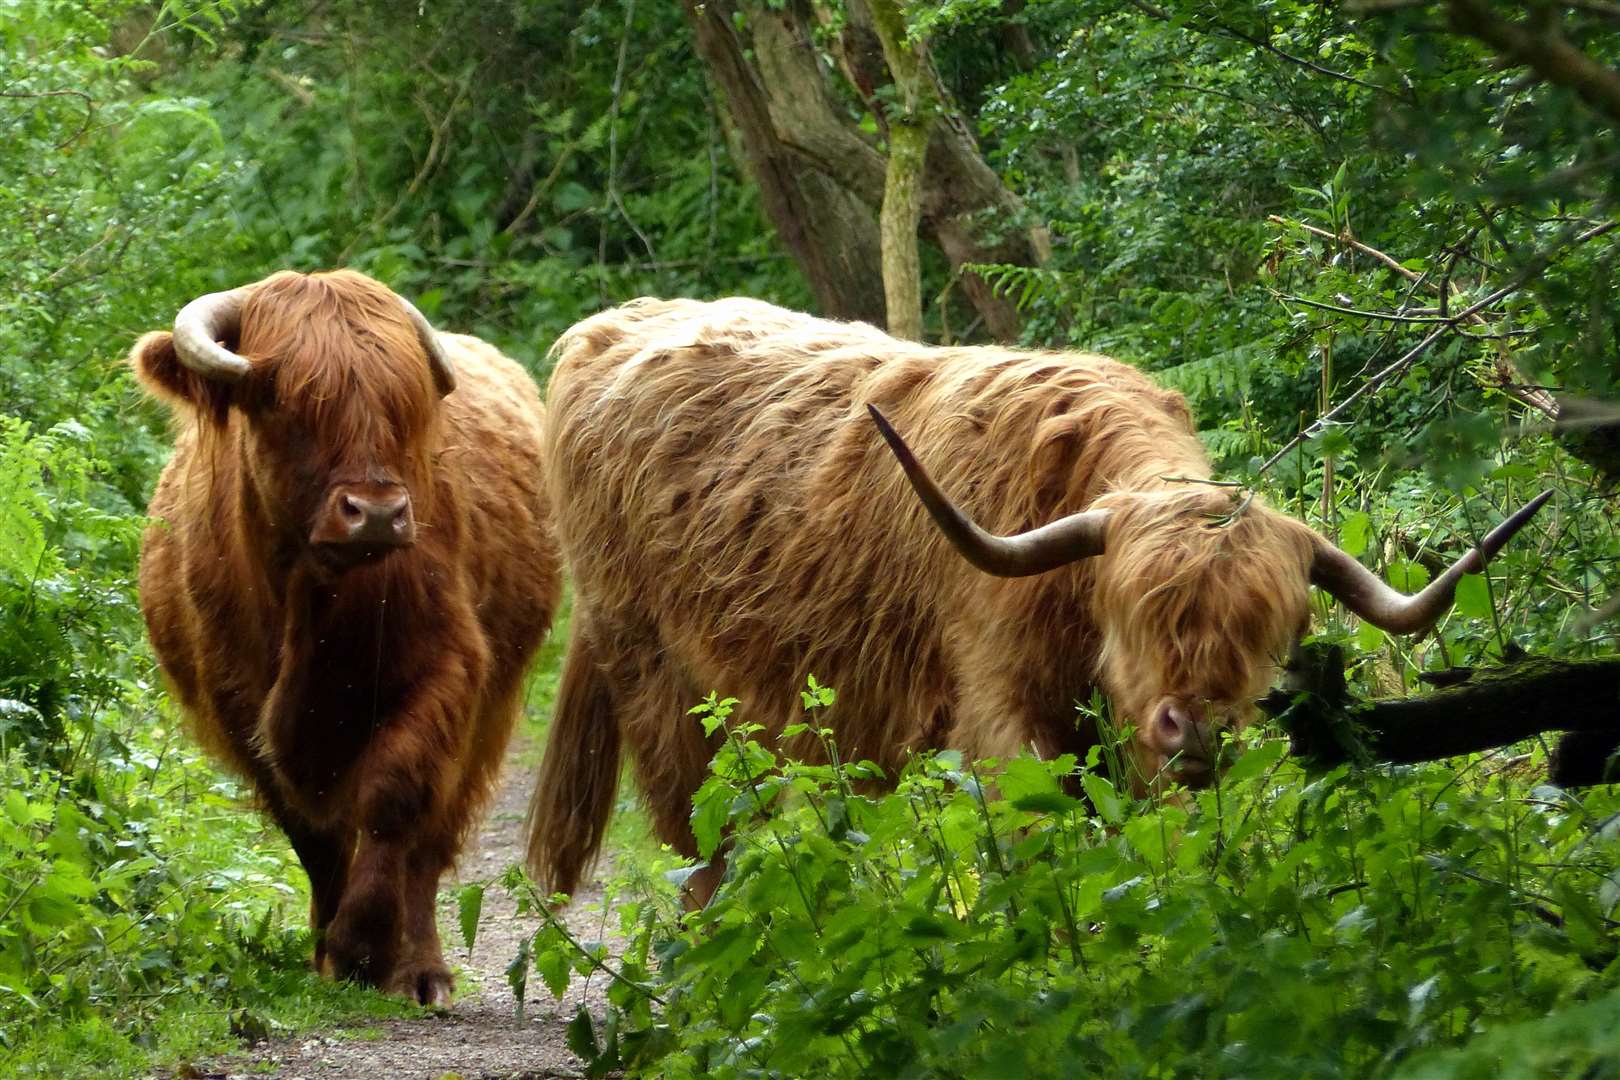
[239, 270, 441, 489]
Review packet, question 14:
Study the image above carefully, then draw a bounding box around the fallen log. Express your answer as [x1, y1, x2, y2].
[1258, 644, 1620, 786]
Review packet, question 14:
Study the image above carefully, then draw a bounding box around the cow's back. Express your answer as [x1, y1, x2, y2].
[544, 298, 1207, 768]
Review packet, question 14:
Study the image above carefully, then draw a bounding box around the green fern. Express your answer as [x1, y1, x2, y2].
[0, 419, 51, 584]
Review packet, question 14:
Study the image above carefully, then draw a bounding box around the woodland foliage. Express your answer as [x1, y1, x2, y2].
[2, 0, 1618, 1076]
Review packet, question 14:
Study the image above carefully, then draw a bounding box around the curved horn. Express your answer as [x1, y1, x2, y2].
[867, 404, 1110, 577]
[399, 295, 456, 396]
[172, 287, 254, 381]
[1311, 489, 1553, 634]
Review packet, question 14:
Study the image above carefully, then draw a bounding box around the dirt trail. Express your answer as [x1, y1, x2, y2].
[189, 748, 620, 1080]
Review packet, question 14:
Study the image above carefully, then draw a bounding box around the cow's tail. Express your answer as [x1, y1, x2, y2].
[525, 628, 620, 901]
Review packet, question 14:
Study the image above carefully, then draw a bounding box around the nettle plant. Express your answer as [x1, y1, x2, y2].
[489, 678, 1620, 1080]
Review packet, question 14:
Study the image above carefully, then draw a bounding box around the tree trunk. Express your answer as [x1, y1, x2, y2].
[681, 0, 886, 325]
[684, 0, 1045, 340]
[867, 0, 933, 340]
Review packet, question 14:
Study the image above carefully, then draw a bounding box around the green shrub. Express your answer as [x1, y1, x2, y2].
[509, 680, 1620, 1079]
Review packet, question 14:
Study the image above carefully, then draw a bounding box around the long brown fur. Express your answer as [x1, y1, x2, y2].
[135, 270, 560, 1003]
[529, 298, 1324, 902]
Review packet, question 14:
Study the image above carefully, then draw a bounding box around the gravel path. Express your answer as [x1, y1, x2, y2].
[185, 748, 622, 1080]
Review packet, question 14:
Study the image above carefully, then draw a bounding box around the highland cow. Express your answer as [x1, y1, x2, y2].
[527, 297, 1547, 903]
[135, 270, 559, 1004]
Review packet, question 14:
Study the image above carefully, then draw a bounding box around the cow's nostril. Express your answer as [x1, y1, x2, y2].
[1155, 704, 1189, 749]
[339, 495, 365, 523]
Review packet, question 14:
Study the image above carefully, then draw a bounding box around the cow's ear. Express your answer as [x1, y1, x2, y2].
[130, 331, 234, 421]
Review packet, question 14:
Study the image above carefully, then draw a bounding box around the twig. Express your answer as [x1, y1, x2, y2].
[1265, 216, 1617, 439]
[1268, 215, 1421, 282]
[1257, 324, 1449, 474]
[1, 88, 96, 148]
[601, 0, 657, 271]
[1278, 292, 1453, 323]
[1126, 1, 1398, 97]
[500, 143, 579, 238]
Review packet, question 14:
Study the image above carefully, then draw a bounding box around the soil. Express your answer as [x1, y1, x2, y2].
[179, 748, 622, 1080]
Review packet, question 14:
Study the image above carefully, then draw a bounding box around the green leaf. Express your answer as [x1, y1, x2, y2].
[506, 933, 531, 1009]
[458, 883, 483, 954]
[567, 1005, 599, 1063]
[4, 790, 31, 829]
[536, 938, 571, 999]
[1012, 791, 1083, 815]
[1338, 511, 1371, 558]
[1081, 772, 1124, 825]
[1218, 738, 1287, 788]
[1453, 574, 1492, 621]
[690, 776, 730, 859]
[1386, 558, 1430, 592]
[1355, 620, 1387, 652]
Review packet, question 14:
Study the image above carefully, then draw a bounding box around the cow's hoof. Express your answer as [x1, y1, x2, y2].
[324, 921, 395, 990]
[386, 960, 454, 1009]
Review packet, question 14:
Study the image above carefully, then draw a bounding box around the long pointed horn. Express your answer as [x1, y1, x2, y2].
[867, 404, 1110, 577]
[1311, 489, 1553, 635]
[399, 295, 456, 396]
[172, 287, 254, 381]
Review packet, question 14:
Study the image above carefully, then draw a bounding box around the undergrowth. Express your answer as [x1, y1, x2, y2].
[500, 680, 1620, 1079]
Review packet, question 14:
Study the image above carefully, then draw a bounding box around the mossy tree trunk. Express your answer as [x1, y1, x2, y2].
[867, 0, 932, 341]
[683, 0, 1045, 340]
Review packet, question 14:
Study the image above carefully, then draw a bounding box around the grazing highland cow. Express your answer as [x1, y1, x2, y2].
[528, 297, 1547, 903]
[135, 270, 559, 1004]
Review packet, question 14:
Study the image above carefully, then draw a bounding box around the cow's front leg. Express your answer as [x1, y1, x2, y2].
[323, 661, 476, 1002]
[386, 833, 457, 1007]
[281, 812, 354, 975]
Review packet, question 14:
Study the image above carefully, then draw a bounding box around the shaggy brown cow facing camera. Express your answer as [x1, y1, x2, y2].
[134, 270, 559, 1004]
[528, 297, 1548, 904]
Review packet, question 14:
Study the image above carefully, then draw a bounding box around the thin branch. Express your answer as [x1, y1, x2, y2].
[1268, 214, 1421, 282]
[1267, 215, 1615, 425]
[1257, 258, 1569, 475]
[337, 66, 473, 263]
[1127, 1, 1399, 97]
[1, 88, 96, 148]
[1277, 292, 1453, 323]
[602, 0, 657, 269]
[500, 143, 579, 238]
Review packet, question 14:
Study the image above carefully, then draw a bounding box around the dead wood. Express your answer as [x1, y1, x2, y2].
[1261, 644, 1620, 786]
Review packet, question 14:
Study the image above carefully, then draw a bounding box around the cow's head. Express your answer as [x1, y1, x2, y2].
[868, 406, 1549, 791]
[132, 270, 456, 575]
